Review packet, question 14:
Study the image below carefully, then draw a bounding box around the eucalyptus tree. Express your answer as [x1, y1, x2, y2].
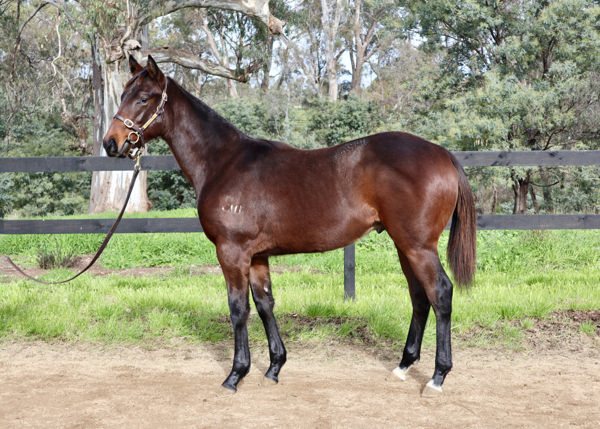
[344, 0, 400, 94]
[277, 0, 347, 100]
[3, 0, 284, 213]
[76, 0, 284, 212]
[1, 0, 90, 154]
[410, 0, 600, 213]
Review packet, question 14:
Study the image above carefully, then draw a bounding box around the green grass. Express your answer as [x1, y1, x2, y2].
[1, 215, 599, 350]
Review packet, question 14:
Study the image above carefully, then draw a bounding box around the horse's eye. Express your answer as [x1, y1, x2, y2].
[140, 97, 149, 104]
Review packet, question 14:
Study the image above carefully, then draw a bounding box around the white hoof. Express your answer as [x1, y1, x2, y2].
[422, 379, 443, 396]
[391, 366, 409, 381]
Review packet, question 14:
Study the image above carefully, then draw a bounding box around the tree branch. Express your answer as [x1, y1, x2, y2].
[278, 34, 320, 94]
[139, 0, 284, 34]
[9, 1, 58, 78]
[145, 47, 262, 82]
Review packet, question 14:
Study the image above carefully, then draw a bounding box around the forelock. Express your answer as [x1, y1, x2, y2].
[120, 69, 150, 101]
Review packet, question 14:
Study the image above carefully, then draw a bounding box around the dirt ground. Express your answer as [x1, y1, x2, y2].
[0, 338, 598, 429]
[1, 260, 599, 428]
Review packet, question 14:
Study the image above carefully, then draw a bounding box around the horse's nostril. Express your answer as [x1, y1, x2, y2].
[103, 137, 118, 156]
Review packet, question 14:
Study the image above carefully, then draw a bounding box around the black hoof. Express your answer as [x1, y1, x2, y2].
[221, 381, 237, 392]
[218, 384, 237, 397]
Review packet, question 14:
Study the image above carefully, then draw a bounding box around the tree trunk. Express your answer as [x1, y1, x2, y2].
[89, 52, 150, 214]
[530, 185, 540, 214]
[512, 171, 531, 214]
[539, 167, 554, 213]
[278, 35, 320, 95]
[261, 34, 274, 92]
[200, 10, 238, 98]
[349, 0, 365, 94]
[321, 0, 343, 101]
[491, 187, 498, 214]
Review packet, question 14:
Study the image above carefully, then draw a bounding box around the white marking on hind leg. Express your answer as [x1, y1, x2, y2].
[392, 366, 409, 381]
[390, 360, 419, 381]
[422, 379, 443, 396]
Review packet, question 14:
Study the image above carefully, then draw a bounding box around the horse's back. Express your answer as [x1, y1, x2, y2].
[355, 132, 455, 172]
[330, 131, 458, 198]
[253, 131, 459, 224]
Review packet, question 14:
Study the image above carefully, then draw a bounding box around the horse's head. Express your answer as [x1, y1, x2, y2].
[103, 55, 168, 158]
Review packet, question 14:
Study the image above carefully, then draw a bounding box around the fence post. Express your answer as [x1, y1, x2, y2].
[344, 244, 356, 300]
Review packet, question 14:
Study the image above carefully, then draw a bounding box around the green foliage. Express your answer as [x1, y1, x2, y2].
[412, 0, 600, 152]
[307, 96, 384, 147]
[0, 97, 92, 218]
[3, 172, 90, 218]
[215, 97, 286, 140]
[147, 170, 197, 211]
[0, 174, 14, 218]
[407, 0, 600, 213]
[146, 139, 196, 210]
[418, 68, 599, 152]
[551, 167, 600, 213]
[211, 94, 385, 150]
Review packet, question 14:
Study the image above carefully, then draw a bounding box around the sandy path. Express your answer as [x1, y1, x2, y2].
[1, 340, 598, 428]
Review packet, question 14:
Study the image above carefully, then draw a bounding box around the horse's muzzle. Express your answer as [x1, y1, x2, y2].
[103, 137, 126, 158]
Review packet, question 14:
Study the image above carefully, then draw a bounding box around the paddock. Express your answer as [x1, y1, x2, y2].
[1, 333, 598, 428]
[1, 151, 599, 426]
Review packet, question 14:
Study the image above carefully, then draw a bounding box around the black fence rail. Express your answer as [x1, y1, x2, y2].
[2, 151, 600, 298]
[3, 150, 600, 172]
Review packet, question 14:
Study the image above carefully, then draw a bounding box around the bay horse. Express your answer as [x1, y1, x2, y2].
[103, 56, 476, 395]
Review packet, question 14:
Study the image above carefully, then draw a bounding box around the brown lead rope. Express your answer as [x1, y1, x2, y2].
[6, 161, 142, 285]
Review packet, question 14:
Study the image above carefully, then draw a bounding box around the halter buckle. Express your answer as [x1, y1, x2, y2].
[128, 130, 141, 144]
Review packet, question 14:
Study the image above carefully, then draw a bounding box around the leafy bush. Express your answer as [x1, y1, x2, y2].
[1, 105, 91, 218]
[0, 174, 14, 218]
[215, 96, 289, 140]
[3, 172, 90, 218]
[307, 96, 384, 147]
[147, 170, 197, 211]
[146, 139, 196, 210]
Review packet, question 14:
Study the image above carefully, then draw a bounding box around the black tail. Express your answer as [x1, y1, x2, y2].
[447, 155, 477, 287]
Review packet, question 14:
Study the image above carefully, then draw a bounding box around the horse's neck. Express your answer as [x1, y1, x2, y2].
[162, 80, 243, 195]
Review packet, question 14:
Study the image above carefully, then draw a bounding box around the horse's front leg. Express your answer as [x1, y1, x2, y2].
[218, 246, 252, 392]
[249, 256, 286, 385]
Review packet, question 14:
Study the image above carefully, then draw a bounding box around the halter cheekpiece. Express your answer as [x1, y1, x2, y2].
[113, 76, 168, 159]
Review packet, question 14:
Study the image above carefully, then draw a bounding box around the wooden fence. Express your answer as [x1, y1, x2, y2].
[2, 151, 600, 298]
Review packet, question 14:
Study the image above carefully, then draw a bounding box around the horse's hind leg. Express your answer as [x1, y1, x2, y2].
[427, 260, 454, 394]
[392, 252, 431, 381]
[395, 248, 454, 394]
[249, 256, 287, 385]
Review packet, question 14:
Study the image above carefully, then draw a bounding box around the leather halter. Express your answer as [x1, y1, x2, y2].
[113, 78, 168, 158]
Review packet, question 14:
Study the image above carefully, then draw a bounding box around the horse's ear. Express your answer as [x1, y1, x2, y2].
[146, 55, 164, 83]
[129, 55, 144, 75]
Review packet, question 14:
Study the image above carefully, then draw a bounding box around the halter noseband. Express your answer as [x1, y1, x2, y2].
[113, 78, 168, 159]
